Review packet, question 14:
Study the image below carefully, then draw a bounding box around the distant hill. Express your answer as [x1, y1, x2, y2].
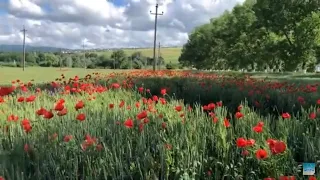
[0, 44, 68, 52]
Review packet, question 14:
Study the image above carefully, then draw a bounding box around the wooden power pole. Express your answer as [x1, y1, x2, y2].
[21, 26, 27, 71]
[150, 3, 163, 71]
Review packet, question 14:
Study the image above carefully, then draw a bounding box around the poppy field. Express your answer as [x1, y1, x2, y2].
[0, 70, 320, 180]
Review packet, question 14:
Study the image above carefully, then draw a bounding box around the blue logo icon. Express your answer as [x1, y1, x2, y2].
[303, 163, 315, 175]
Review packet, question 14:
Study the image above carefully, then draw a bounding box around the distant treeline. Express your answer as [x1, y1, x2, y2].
[0, 50, 171, 69]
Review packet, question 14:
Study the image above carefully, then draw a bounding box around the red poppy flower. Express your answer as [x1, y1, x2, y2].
[137, 111, 147, 120]
[152, 95, 158, 101]
[36, 107, 46, 116]
[138, 87, 144, 93]
[57, 108, 67, 116]
[25, 95, 36, 102]
[309, 176, 317, 180]
[124, 118, 133, 128]
[75, 100, 85, 110]
[282, 113, 290, 119]
[160, 88, 166, 95]
[76, 113, 86, 121]
[43, 110, 54, 119]
[246, 139, 255, 146]
[54, 102, 65, 111]
[235, 112, 244, 119]
[236, 138, 247, 148]
[274, 141, 286, 154]
[279, 176, 296, 180]
[224, 118, 230, 127]
[255, 149, 268, 159]
[119, 100, 125, 108]
[175, 105, 182, 112]
[64, 135, 73, 142]
[17, 97, 25, 102]
[0, 97, 4, 103]
[7, 114, 19, 122]
[253, 125, 263, 133]
[242, 149, 249, 156]
[309, 112, 316, 120]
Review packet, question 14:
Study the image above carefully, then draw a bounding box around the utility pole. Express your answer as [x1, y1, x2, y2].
[21, 26, 27, 71]
[158, 42, 161, 70]
[82, 40, 86, 69]
[150, 3, 163, 71]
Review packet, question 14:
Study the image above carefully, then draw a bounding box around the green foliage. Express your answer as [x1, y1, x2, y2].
[166, 62, 178, 70]
[0, 49, 157, 69]
[179, 0, 320, 71]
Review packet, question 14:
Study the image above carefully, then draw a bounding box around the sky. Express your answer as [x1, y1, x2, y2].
[0, 0, 244, 49]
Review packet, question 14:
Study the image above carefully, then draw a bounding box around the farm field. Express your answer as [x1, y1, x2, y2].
[0, 70, 320, 179]
[0, 67, 126, 85]
[96, 47, 182, 64]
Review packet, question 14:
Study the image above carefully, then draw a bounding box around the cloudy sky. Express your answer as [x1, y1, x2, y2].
[0, 0, 244, 49]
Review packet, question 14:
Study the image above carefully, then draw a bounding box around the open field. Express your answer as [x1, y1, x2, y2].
[95, 47, 182, 64]
[0, 70, 320, 179]
[0, 67, 124, 85]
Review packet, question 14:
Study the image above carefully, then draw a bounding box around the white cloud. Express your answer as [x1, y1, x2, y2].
[8, 0, 44, 17]
[1, 0, 245, 49]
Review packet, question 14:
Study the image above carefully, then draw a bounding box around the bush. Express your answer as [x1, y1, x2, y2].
[133, 61, 143, 69]
[166, 63, 178, 70]
[120, 60, 130, 69]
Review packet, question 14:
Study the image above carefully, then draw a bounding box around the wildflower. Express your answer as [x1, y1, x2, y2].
[282, 113, 290, 119]
[75, 100, 85, 110]
[64, 135, 73, 142]
[160, 88, 166, 95]
[255, 149, 268, 159]
[235, 112, 244, 119]
[309, 112, 316, 120]
[236, 138, 247, 148]
[124, 118, 133, 128]
[76, 113, 86, 121]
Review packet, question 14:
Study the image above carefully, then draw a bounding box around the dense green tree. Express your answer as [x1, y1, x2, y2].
[111, 50, 127, 69]
[179, 0, 320, 72]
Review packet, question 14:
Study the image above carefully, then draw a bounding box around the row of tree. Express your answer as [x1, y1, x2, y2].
[179, 0, 320, 72]
[0, 50, 165, 69]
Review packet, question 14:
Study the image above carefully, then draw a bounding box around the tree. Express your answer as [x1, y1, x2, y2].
[111, 50, 127, 69]
[253, 0, 320, 71]
[25, 53, 37, 65]
[178, 0, 320, 72]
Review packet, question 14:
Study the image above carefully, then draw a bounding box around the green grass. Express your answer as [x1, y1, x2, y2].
[95, 47, 182, 64]
[0, 67, 121, 85]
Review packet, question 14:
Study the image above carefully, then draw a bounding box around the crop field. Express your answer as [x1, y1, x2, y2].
[0, 67, 125, 85]
[0, 70, 320, 179]
[96, 47, 182, 64]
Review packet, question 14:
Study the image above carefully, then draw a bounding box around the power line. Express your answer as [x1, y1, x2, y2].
[21, 26, 27, 71]
[150, 3, 163, 71]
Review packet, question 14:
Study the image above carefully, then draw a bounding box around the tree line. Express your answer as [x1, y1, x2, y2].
[179, 0, 320, 72]
[0, 50, 165, 69]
